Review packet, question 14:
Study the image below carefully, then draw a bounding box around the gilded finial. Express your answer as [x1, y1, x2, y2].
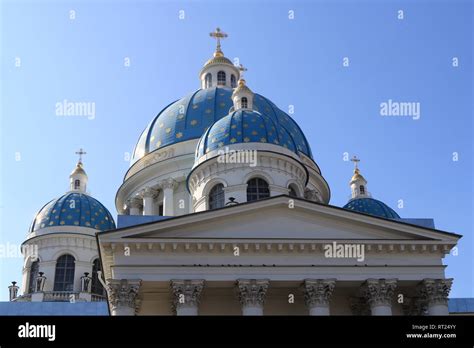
[209, 27, 228, 57]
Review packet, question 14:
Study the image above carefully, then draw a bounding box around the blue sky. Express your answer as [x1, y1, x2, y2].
[0, 0, 472, 301]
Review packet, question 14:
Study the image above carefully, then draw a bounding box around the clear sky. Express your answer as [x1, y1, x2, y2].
[0, 0, 472, 301]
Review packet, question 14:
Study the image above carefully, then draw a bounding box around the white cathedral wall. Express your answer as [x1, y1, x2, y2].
[189, 147, 308, 211]
[21, 228, 100, 295]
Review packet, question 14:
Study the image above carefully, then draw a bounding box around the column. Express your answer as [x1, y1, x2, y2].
[418, 278, 453, 315]
[106, 279, 142, 316]
[361, 278, 397, 316]
[127, 197, 143, 216]
[236, 279, 269, 315]
[303, 279, 336, 315]
[160, 179, 177, 216]
[141, 187, 158, 216]
[170, 279, 204, 315]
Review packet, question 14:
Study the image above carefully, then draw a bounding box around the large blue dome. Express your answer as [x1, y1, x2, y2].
[30, 192, 116, 232]
[343, 198, 400, 220]
[196, 109, 302, 157]
[131, 87, 312, 163]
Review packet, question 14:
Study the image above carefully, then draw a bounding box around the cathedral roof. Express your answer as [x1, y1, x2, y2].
[195, 109, 302, 157]
[343, 197, 400, 220]
[30, 192, 116, 232]
[131, 87, 312, 164]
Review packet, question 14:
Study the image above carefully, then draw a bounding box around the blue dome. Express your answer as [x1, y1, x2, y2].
[343, 198, 400, 219]
[131, 87, 312, 163]
[30, 192, 116, 232]
[196, 109, 301, 157]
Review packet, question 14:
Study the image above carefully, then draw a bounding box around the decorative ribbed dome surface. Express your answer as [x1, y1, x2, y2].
[30, 192, 115, 232]
[343, 198, 400, 219]
[131, 87, 312, 164]
[196, 109, 300, 157]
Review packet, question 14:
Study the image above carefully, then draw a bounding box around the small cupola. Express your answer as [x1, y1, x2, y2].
[232, 65, 254, 110]
[349, 156, 370, 199]
[199, 28, 240, 89]
[69, 148, 88, 193]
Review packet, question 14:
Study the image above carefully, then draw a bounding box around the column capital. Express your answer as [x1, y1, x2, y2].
[160, 178, 178, 190]
[140, 186, 159, 199]
[106, 279, 142, 315]
[170, 279, 205, 310]
[361, 278, 397, 307]
[236, 279, 269, 308]
[303, 279, 336, 307]
[127, 197, 143, 209]
[417, 278, 453, 306]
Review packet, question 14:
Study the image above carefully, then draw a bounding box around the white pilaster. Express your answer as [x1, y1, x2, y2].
[141, 187, 158, 216]
[160, 179, 177, 216]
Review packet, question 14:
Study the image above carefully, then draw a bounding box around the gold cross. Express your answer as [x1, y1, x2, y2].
[209, 27, 228, 53]
[238, 64, 248, 78]
[350, 155, 360, 169]
[75, 148, 87, 162]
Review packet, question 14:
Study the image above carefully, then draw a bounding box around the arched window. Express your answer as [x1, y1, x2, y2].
[209, 184, 225, 210]
[247, 178, 270, 202]
[53, 254, 75, 291]
[359, 185, 365, 194]
[74, 179, 80, 190]
[288, 185, 298, 198]
[91, 259, 105, 295]
[231, 74, 237, 88]
[205, 73, 212, 88]
[217, 71, 226, 86]
[28, 261, 39, 293]
[241, 97, 248, 109]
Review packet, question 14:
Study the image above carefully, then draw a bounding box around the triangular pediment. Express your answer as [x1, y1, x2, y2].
[99, 196, 460, 243]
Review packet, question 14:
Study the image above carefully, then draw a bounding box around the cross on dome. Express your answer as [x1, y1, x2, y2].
[209, 27, 228, 57]
[350, 155, 360, 170]
[75, 148, 87, 164]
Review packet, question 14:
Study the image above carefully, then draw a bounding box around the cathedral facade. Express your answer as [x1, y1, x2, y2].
[9, 28, 461, 316]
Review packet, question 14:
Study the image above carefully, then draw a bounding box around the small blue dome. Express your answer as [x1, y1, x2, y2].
[131, 87, 312, 163]
[196, 109, 301, 157]
[343, 198, 400, 219]
[30, 192, 116, 232]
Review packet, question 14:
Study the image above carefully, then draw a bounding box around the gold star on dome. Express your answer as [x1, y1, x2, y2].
[190, 120, 198, 126]
[230, 137, 237, 143]
[165, 128, 172, 134]
[244, 137, 250, 142]
[176, 132, 183, 139]
[260, 137, 267, 143]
